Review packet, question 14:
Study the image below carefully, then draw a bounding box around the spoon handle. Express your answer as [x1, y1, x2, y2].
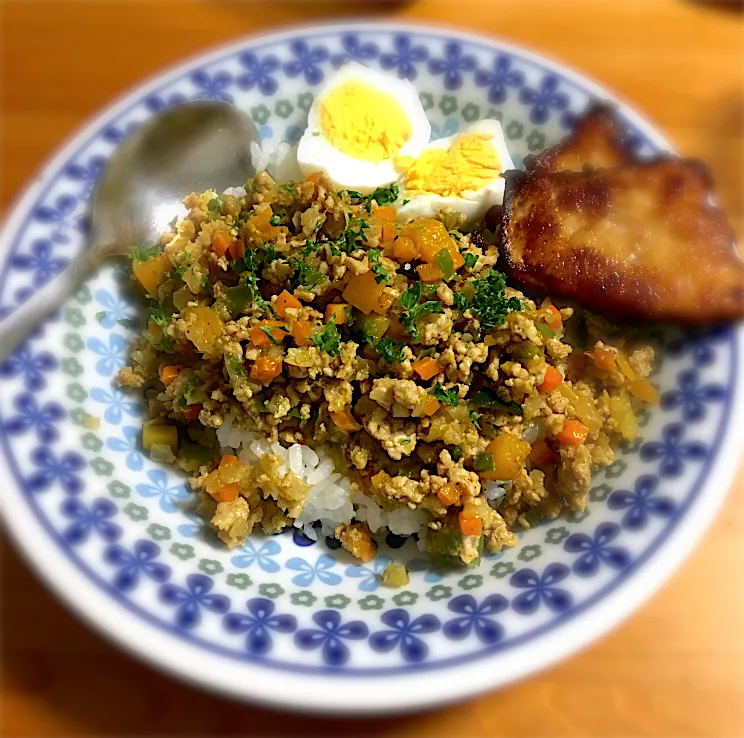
[0, 246, 107, 363]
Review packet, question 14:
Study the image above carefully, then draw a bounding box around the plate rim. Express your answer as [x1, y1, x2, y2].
[0, 21, 741, 714]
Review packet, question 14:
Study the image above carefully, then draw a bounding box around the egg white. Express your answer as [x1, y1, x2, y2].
[394, 120, 515, 225]
[296, 62, 431, 195]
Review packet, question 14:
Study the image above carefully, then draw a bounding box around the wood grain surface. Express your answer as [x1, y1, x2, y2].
[1, 1, 743, 736]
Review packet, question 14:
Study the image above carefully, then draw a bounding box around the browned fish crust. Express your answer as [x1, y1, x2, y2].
[523, 103, 638, 175]
[499, 159, 744, 324]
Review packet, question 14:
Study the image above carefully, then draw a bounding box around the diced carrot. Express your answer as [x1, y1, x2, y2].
[250, 356, 282, 385]
[412, 356, 441, 381]
[330, 408, 361, 432]
[380, 222, 397, 246]
[529, 439, 555, 467]
[423, 396, 440, 416]
[325, 303, 349, 324]
[458, 512, 482, 537]
[539, 304, 562, 331]
[182, 403, 202, 422]
[482, 434, 531, 480]
[437, 483, 461, 508]
[275, 289, 302, 319]
[246, 208, 281, 240]
[588, 348, 617, 373]
[212, 482, 239, 503]
[416, 263, 444, 282]
[133, 253, 170, 296]
[629, 378, 660, 404]
[450, 250, 465, 271]
[373, 206, 397, 222]
[219, 454, 240, 468]
[392, 236, 418, 263]
[373, 291, 394, 315]
[228, 239, 245, 260]
[343, 271, 385, 315]
[160, 365, 181, 386]
[539, 365, 563, 393]
[304, 171, 323, 197]
[555, 419, 589, 446]
[211, 232, 232, 258]
[291, 321, 315, 347]
[249, 320, 287, 347]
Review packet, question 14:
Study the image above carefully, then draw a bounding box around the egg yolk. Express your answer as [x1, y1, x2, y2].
[318, 80, 412, 162]
[404, 134, 501, 197]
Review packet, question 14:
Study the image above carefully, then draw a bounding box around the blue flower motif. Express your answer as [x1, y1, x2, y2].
[159, 574, 230, 630]
[474, 55, 526, 104]
[427, 42, 477, 90]
[60, 497, 121, 545]
[292, 527, 317, 547]
[564, 522, 631, 576]
[661, 369, 726, 423]
[640, 423, 707, 478]
[144, 92, 187, 113]
[295, 610, 368, 666]
[177, 512, 206, 539]
[27, 446, 85, 495]
[407, 558, 444, 583]
[369, 609, 440, 663]
[608, 475, 675, 531]
[330, 34, 379, 68]
[429, 118, 459, 140]
[237, 52, 280, 95]
[285, 554, 341, 587]
[103, 539, 171, 592]
[0, 343, 57, 392]
[102, 121, 139, 145]
[94, 289, 133, 329]
[282, 41, 329, 85]
[91, 386, 139, 425]
[231, 539, 281, 573]
[87, 334, 127, 376]
[136, 469, 189, 513]
[345, 556, 391, 592]
[443, 593, 508, 644]
[107, 425, 144, 471]
[190, 69, 234, 102]
[519, 75, 569, 125]
[380, 35, 429, 80]
[64, 154, 107, 197]
[11, 239, 69, 287]
[666, 325, 732, 366]
[510, 564, 572, 615]
[33, 195, 82, 244]
[223, 598, 297, 655]
[5, 392, 65, 442]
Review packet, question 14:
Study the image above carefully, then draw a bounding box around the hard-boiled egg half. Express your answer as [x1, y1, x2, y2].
[393, 120, 514, 225]
[296, 62, 431, 195]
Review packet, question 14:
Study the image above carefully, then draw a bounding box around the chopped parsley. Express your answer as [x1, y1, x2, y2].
[129, 245, 161, 261]
[95, 311, 106, 323]
[287, 407, 302, 418]
[332, 214, 368, 254]
[432, 383, 460, 407]
[148, 303, 170, 331]
[340, 184, 400, 214]
[469, 409, 481, 429]
[400, 439, 412, 445]
[469, 387, 523, 415]
[470, 268, 521, 329]
[178, 375, 202, 407]
[260, 325, 286, 345]
[449, 231, 462, 242]
[117, 318, 139, 330]
[375, 337, 406, 364]
[312, 320, 341, 356]
[463, 253, 478, 269]
[400, 282, 444, 342]
[277, 184, 297, 195]
[402, 198, 410, 206]
[207, 197, 225, 215]
[290, 258, 325, 290]
[525, 508, 540, 526]
[453, 291, 471, 312]
[368, 248, 391, 284]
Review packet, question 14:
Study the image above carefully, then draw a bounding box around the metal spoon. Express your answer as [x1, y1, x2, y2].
[0, 100, 260, 361]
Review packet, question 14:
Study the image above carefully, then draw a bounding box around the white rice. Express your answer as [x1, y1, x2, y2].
[216, 414, 436, 542]
[249, 140, 303, 182]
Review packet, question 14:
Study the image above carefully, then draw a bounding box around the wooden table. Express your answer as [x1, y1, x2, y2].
[2, 1, 742, 735]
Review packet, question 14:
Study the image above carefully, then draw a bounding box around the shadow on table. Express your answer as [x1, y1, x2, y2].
[0, 537, 449, 736]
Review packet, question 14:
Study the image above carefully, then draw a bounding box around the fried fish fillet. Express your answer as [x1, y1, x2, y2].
[524, 103, 637, 174]
[499, 159, 744, 323]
